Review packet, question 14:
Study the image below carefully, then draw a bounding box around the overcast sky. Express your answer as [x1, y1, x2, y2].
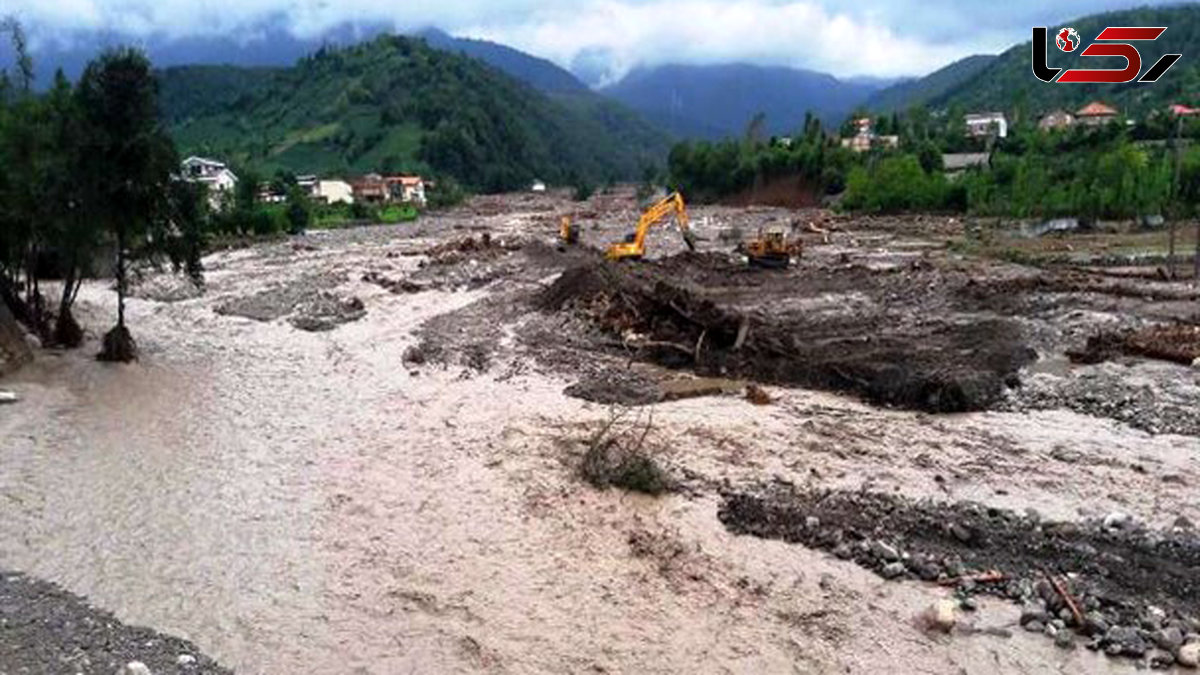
[3, 0, 1176, 79]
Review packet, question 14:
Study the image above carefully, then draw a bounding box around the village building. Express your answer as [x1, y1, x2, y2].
[316, 179, 354, 205]
[1169, 104, 1200, 117]
[296, 175, 319, 198]
[351, 174, 388, 204]
[964, 112, 1008, 138]
[180, 156, 238, 209]
[530, 180, 547, 193]
[385, 176, 427, 206]
[1076, 101, 1119, 127]
[1038, 110, 1075, 131]
[840, 118, 898, 153]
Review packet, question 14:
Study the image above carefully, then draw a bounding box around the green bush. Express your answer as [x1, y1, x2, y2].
[842, 154, 954, 213]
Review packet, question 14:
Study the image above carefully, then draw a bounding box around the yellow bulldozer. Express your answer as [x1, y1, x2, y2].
[744, 226, 802, 269]
[605, 192, 697, 261]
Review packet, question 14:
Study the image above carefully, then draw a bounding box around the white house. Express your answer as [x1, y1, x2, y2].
[530, 180, 547, 193]
[385, 176, 426, 206]
[964, 113, 1008, 139]
[316, 179, 354, 205]
[296, 175, 319, 198]
[181, 156, 238, 209]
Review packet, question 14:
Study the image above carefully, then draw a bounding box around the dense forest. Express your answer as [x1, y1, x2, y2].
[163, 35, 670, 192]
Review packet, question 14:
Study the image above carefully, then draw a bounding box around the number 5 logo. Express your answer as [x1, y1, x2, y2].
[1032, 26, 1182, 84]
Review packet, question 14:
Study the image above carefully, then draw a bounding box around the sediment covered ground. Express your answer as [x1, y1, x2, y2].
[1, 187, 1198, 673]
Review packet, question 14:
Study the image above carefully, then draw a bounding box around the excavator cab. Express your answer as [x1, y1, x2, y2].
[605, 192, 697, 261]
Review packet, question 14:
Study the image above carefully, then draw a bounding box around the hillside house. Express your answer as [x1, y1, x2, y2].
[1169, 104, 1200, 118]
[1039, 110, 1075, 131]
[964, 112, 1008, 138]
[530, 180, 547, 193]
[385, 176, 427, 206]
[1076, 101, 1118, 127]
[181, 156, 238, 209]
[840, 118, 898, 153]
[316, 179, 354, 205]
[296, 175, 319, 198]
[351, 174, 388, 204]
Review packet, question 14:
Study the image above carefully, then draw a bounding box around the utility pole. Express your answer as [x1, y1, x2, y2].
[1171, 114, 1182, 280]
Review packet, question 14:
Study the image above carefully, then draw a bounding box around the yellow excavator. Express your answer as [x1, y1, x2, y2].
[559, 216, 579, 245]
[605, 192, 697, 261]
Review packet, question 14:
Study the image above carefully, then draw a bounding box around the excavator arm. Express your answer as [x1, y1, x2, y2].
[606, 192, 697, 260]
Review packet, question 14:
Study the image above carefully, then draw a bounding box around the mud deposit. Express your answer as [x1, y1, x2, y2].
[720, 487, 1200, 660]
[540, 256, 1035, 412]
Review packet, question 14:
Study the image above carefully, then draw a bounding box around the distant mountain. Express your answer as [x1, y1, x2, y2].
[416, 28, 588, 93]
[925, 5, 1200, 116]
[866, 55, 997, 112]
[161, 36, 670, 191]
[600, 63, 886, 140]
[18, 21, 391, 87]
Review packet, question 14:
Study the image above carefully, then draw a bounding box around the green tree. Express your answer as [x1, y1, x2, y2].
[285, 184, 311, 234]
[76, 47, 194, 361]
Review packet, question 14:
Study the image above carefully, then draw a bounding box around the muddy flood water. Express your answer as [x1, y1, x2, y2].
[2, 197, 1198, 674]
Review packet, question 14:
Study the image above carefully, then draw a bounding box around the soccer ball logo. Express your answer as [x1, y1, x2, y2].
[1056, 27, 1081, 52]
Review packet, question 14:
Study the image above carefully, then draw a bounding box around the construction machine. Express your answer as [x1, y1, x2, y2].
[559, 216, 579, 245]
[605, 192, 697, 261]
[745, 225, 802, 269]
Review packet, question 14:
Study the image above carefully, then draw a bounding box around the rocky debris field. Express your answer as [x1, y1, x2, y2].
[0, 571, 230, 674]
[719, 485, 1200, 666]
[5, 188, 1200, 673]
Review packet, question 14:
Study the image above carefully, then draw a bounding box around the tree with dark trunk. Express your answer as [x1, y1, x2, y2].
[76, 48, 200, 362]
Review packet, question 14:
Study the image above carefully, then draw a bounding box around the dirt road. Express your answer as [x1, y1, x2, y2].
[0, 189, 1197, 673]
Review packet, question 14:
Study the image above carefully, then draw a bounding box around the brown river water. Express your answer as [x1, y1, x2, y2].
[0, 224, 1178, 673]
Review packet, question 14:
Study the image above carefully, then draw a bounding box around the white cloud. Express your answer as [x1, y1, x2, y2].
[0, 0, 1119, 78]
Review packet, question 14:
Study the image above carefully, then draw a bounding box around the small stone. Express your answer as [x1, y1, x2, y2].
[833, 544, 853, 560]
[122, 663, 152, 675]
[1021, 603, 1050, 627]
[1026, 620, 1046, 634]
[0, 391, 17, 405]
[960, 597, 978, 613]
[949, 523, 973, 543]
[177, 654, 196, 666]
[1149, 649, 1176, 669]
[870, 541, 900, 562]
[925, 600, 958, 633]
[881, 562, 906, 579]
[1179, 642, 1200, 668]
[1106, 625, 1149, 657]
[1084, 612, 1110, 637]
[1104, 512, 1131, 530]
[805, 516, 820, 530]
[1157, 626, 1185, 651]
[1056, 630, 1075, 650]
[1176, 516, 1195, 530]
[1192, 357, 1200, 370]
[1051, 619, 1066, 630]
[1045, 623, 1059, 638]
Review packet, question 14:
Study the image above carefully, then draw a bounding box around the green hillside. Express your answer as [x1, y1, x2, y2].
[930, 5, 1200, 116]
[160, 35, 670, 191]
[866, 55, 997, 112]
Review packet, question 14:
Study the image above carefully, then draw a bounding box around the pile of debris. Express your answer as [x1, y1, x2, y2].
[720, 486, 1200, 666]
[1069, 324, 1200, 367]
[421, 234, 522, 266]
[539, 260, 1034, 413]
